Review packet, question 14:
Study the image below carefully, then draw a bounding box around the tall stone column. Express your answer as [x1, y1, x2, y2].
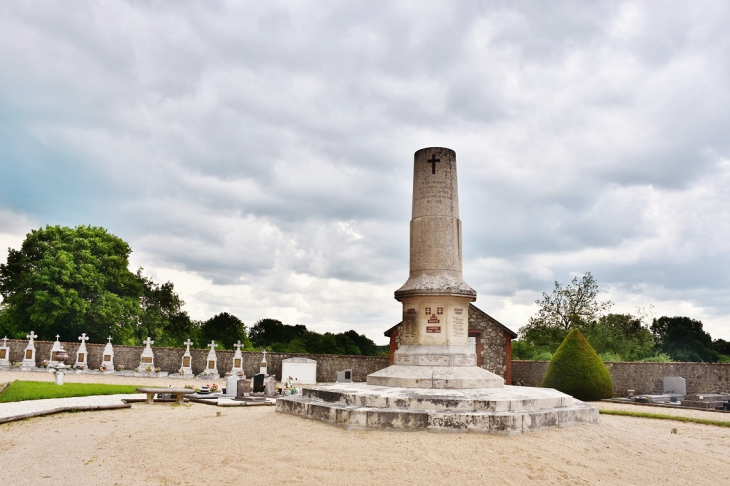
[368, 147, 503, 389]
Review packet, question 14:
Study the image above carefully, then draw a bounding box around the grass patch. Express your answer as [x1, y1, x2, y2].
[0, 381, 141, 403]
[600, 409, 730, 428]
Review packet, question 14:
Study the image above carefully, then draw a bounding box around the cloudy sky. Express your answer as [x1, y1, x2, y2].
[1, 1, 729, 344]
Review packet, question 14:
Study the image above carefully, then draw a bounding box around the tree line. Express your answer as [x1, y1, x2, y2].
[515, 272, 730, 362]
[0, 225, 385, 356]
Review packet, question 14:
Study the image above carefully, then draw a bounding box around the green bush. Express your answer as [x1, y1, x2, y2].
[542, 329, 613, 401]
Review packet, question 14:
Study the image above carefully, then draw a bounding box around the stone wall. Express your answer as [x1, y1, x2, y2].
[1, 340, 389, 382]
[468, 309, 511, 381]
[512, 360, 730, 396]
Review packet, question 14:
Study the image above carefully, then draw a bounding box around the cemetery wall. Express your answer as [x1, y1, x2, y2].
[2, 340, 390, 382]
[512, 360, 730, 396]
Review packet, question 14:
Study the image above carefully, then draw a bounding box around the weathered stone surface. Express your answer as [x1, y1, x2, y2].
[367, 364, 503, 389]
[276, 383, 598, 434]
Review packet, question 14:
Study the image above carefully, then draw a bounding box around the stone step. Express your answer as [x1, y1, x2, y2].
[302, 385, 572, 413]
[277, 395, 598, 434]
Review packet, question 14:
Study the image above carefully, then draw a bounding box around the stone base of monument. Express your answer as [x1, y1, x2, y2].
[367, 365, 504, 389]
[276, 383, 599, 434]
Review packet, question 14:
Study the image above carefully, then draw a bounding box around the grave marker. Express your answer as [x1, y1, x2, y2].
[21, 331, 37, 369]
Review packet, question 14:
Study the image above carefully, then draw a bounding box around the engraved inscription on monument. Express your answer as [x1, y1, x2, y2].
[183, 356, 191, 367]
[104, 354, 111, 361]
[0, 349, 5, 359]
[403, 308, 417, 339]
[426, 326, 441, 333]
[234, 358, 241, 368]
[141, 356, 153, 364]
[452, 307, 466, 338]
[25, 350, 32, 359]
[419, 355, 449, 366]
[395, 354, 415, 365]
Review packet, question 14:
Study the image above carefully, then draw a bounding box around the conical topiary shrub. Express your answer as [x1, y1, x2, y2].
[542, 329, 613, 401]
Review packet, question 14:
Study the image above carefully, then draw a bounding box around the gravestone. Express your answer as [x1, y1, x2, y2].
[202, 340, 219, 378]
[49, 335, 64, 367]
[253, 373, 265, 393]
[663, 376, 686, 396]
[265, 375, 276, 396]
[281, 357, 317, 384]
[225, 374, 240, 396]
[74, 333, 89, 370]
[336, 369, 353, 383]
[260, 349, 268, 375]
[102, 336, 115, 371]
[21, 331, 38, 369]
[137, 337, 155, 372]
[0, 336, 10, 367]
[237, 379, 251, 397]
[230, 340, 244, 375]
[180, 338, 194, 376]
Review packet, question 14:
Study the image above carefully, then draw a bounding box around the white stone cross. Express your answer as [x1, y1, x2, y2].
[26, 331, 37, 343]
[143, 337, 154, 347]
[55, 334, 60, 342]
[107, 336, 113, 344]
[2, 336, 7, 347]
[262, 349, 267, 361]
[234, 340, 242, 352]
[78, 333, 89, 344]
[208, 340, 217, 351]
[184, 339, 193, 352]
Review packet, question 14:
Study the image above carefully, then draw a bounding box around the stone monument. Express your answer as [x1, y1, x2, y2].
[180, 338, 194, 376]
[276, 147, 600, 434]
[259, 349, 268, 375]
[21, 331, 37, 369]
[368, 148, 502, 389]
[0, 336, 10, 367]
[230, 340, 245, 375]
[48, 335, 65, 368]
[101, 336, 115, 371]
[202, 340, 219, 378]
[74, 333, 89, 370]
[137, 337, 155, 372]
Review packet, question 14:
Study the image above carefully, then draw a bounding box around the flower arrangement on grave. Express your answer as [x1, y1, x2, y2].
[99, 363, 107, 372]
[209, 383, 219, 393]
[40, 360, 49, 368]
[75, 364, 86, 370]
[155, 367, 161, 373]
[224, 372, 231, 377]
[117, 365, 125, 371]
[145, 365, 152, 372]
[179, 368, 185, 375]
[184, 384, 194, 390]
[237, 371, 245, 377]
[11, 362, 21, 368]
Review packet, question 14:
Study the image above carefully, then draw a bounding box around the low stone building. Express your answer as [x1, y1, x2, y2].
[384, 303, 517, 384]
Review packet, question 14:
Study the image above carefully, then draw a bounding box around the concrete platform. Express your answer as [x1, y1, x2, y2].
[367, 364, 504, 389]
[276, 383, 599, 434]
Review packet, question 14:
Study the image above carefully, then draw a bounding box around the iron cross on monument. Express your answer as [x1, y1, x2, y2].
[427, 154, 440, 174]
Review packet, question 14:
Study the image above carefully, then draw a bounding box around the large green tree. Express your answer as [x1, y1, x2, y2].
[651, 316, 718, 362]
[0, 225, 143, 343]
[199, 312, 251, 350]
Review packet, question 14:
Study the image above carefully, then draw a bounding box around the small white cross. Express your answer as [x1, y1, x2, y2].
[55, 334, 60, 342]
[184, 339, 193, 352]
[234, 340, 242, 351]
[27, 331, 37, 342]
[143, 337, 154, 347]
[107, 336, 112, 344]
[208, 340, 217, 351]
[78, 333, 89, 344]
[262, 349, 267, 361]
[1, 336, 7, 347]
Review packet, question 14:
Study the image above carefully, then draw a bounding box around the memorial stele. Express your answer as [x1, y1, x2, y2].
[277, 147, 599, 434]
[367, 147, 502, 388]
